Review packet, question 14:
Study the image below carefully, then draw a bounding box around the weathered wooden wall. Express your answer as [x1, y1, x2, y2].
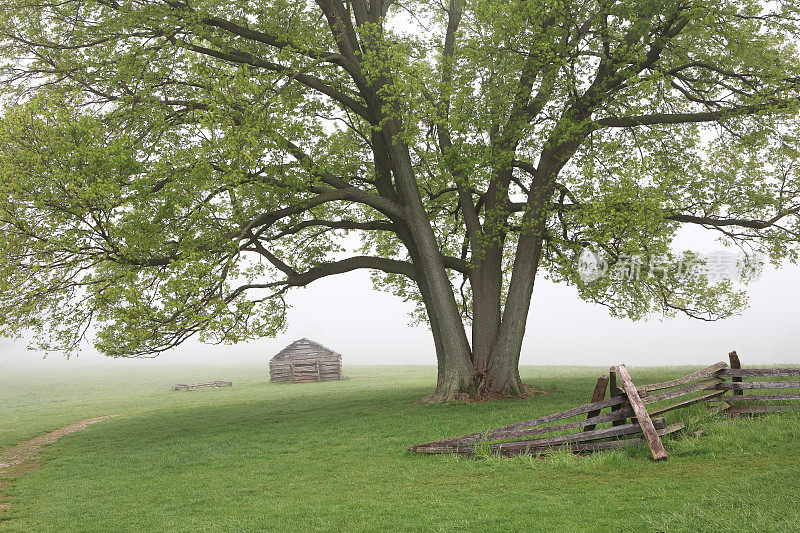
[269, 357, 343, 383]
[269, 339, 343, 383]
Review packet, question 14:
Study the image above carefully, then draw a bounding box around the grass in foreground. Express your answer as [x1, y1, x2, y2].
[1, 364, 799, 532]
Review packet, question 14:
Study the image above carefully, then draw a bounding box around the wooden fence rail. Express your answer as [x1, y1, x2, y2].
[717, 368, 800, 377]
[614, 364, 668, 460]
[173, 381, 233, 391]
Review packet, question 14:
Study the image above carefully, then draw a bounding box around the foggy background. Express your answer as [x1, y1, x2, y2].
[2, 227, 798, 369]
[2, 14, 798, 372]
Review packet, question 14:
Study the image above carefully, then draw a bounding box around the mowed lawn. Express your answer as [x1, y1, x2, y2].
[1, 363, 799, 532]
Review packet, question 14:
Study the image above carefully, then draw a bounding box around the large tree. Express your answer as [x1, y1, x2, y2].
[1, 0, 800, 400]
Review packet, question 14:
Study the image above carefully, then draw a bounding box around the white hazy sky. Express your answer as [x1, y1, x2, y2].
[2, 228, 799, 369]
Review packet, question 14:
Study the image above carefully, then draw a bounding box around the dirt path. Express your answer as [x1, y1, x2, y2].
[0, 415, 119, 516]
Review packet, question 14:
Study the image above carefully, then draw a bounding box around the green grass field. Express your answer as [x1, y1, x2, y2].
[1, 363, 799, 532]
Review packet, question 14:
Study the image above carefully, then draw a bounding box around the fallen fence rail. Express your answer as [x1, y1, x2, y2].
[409, 354, 800, 461]
[173, 380, 233, 391]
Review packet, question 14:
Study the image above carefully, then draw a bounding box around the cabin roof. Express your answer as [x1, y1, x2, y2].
[270, 338, 341, 361]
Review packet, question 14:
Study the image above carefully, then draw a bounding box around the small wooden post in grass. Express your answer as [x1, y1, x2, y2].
[583, 375, 609, 432]
[609, 368, 626, 427]
[728, 350, 742, 418]
[613, 364, 668, 461]
[729, 350, 742, 396]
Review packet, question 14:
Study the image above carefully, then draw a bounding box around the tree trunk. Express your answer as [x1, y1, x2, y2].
[485, 230, 545, 395]
[383, 123, 475, 401]
[484, 158, 557, 395]
[470, 245, 503, 389]
[406, 238, 462, 393]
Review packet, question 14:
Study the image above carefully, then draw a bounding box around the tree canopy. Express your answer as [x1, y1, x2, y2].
[1, 0, 799, 399]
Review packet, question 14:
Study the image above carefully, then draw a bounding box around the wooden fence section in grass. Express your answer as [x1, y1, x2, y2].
[408, 360, 754, 460]
[407, 363, 736, 460]
[709, 352, 800, 415]
[409, 355, 799, 460]
[173, 381, 233, 391]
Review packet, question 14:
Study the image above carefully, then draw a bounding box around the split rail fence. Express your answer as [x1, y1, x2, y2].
[712, 350, 800, 416]
[409, 352, 799, 461]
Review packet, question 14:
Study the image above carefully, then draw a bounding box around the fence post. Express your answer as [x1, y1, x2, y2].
[727, 350, 743, 418]
[583, 375, 609, 432]
[609, 368, 626, 426]
[728, 350, 742, 396]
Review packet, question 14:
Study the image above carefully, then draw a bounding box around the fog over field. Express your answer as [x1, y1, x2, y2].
[3, 240, 799, 369]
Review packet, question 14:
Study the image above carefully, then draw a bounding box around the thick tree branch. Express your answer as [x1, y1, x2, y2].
[315, 0, 369, 91]
[266, 218, 396, 239]
[293, 255, 417, 283]
[201, 16, 338, 63]
[667, 206, 800, 229]
[596, 101, 799, 128]
[435, 0, 482, 249]
[279, 138, 406, 219]
[250, 247, 417, 283]
[169, 37, 372, 121]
